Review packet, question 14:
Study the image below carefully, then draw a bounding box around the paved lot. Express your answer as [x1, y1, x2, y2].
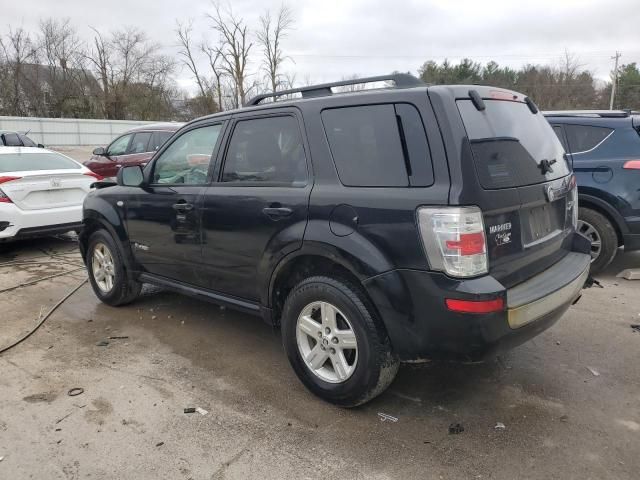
[51, 146, 95, 163]
[0, 236, 639, 479]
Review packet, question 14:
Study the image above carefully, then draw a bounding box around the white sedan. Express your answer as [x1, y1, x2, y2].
[0, 147, 102, 242]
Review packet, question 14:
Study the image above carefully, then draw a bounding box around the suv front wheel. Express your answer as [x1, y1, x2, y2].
[281, 276, 399, 407]
[86, 229, 141, 306]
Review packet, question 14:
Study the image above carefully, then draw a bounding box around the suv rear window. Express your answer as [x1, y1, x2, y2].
[564, 124, 613, 153]
[322, 105, 417, 187]
[458, 99, 570, 189]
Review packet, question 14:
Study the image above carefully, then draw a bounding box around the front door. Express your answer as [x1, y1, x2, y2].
[200, 112, 311, 301]
[123, 123, 225, 286]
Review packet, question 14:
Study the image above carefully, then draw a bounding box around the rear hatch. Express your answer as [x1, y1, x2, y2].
[456, 91, 575, 288]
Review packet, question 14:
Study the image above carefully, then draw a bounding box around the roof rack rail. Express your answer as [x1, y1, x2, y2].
[543, 110, 631, 118]
[245, 73, 425, 106]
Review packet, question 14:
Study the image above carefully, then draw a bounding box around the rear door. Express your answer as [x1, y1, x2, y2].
[198, 109, 311, 301]
[456, 96, 574, 287]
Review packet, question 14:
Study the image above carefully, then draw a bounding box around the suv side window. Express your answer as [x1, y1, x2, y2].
[152, 124, 222, 185]
[149, 131, 173, 151]
[128, 132, 153, 154]
[322, 104, 419, 187]
[221, 116, 307, 186]
[552, 125, 568, 151]
[565, 124, 613, 154]
[108, 134, 132, 156]
[2, 133, 23, 146]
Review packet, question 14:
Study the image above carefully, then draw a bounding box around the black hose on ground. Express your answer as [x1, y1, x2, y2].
[0, 279, 87, 355]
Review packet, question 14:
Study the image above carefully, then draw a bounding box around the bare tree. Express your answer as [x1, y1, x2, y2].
[38, 18, 93, 117]
[207, 2, 253, 107]
[87, 26, 176, 119]
[0, 27, 38, 115]
[201, 42, 225, 111]
[257, 4, 294, 95]
[176, 20, 214, 110]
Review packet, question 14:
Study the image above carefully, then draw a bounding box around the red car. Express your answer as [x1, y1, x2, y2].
[84, 123, 182, 179]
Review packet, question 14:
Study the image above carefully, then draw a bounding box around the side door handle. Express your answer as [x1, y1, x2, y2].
[262, 206, 293, 220]
[173, 202, 194, 212]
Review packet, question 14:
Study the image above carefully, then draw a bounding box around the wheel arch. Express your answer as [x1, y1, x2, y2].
[80, 208, 137, 279]
[266, 243, 386, 330]
[578, 192, 626, 245]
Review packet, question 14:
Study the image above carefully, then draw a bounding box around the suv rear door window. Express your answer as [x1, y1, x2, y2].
[221, 116, 307, 186]
[457, 99, 570, 189]
[564, 124, 613, 154]
[322, 105, 409, 187]
[128, 132, 153, 154]
[2, 133, 23, 146]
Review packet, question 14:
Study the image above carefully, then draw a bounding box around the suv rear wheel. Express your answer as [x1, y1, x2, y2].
[86, 229, 141, 306]
[281, 276, 399, 407]
[578, 207, 618, 274]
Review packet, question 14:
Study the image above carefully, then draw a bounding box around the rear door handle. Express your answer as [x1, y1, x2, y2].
[262, 206, 293, 219]
[173, 202, 194, 212]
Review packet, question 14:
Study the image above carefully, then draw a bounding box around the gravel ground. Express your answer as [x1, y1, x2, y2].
[0, 236, 639, 479]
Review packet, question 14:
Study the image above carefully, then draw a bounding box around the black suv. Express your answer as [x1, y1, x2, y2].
[80, 75, 591, 407]
[545, 111, 640, 272]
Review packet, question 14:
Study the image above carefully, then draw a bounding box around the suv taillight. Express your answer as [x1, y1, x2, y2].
[567, 175, 578, 229]
[417, 206, 488, 278]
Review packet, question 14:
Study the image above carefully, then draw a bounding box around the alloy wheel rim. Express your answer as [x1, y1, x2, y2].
[577, 219, 602, 262]
[296, 301, 358, 384]
[92, 243, 115, 293]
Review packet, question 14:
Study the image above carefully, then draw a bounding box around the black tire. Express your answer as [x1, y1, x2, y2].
[281, 276, 399, 407]
[86, 229, 141, 306]
[578, 207, 618, 274]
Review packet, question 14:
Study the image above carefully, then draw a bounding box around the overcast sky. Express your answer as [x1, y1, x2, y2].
[9, 0, 640, 91]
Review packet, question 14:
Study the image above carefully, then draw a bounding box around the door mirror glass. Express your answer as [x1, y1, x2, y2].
[93, 146, 106, 156]
[118, 165, 144, 187]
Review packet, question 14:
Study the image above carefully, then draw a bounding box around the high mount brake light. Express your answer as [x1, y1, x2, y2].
[417, 206, 488, 278]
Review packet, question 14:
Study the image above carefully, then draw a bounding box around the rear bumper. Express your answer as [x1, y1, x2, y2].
[363, 250, 590, 362]
[0, 203, 82, 241]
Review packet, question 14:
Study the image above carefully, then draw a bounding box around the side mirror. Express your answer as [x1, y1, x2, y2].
[93, 146, 106, 156]
[117, 165, 145, 187]
[37, 143, 45, 148]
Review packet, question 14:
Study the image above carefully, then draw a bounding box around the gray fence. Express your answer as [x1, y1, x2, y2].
[0, 116, 158, 147]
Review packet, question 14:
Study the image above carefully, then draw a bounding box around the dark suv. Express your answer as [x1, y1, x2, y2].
[80, 75, 591, 406]
[84, 123, 182, 179]
[545, 111, 640, 272]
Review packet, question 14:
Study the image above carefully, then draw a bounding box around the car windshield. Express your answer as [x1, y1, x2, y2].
[0, 151, 81, 173]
